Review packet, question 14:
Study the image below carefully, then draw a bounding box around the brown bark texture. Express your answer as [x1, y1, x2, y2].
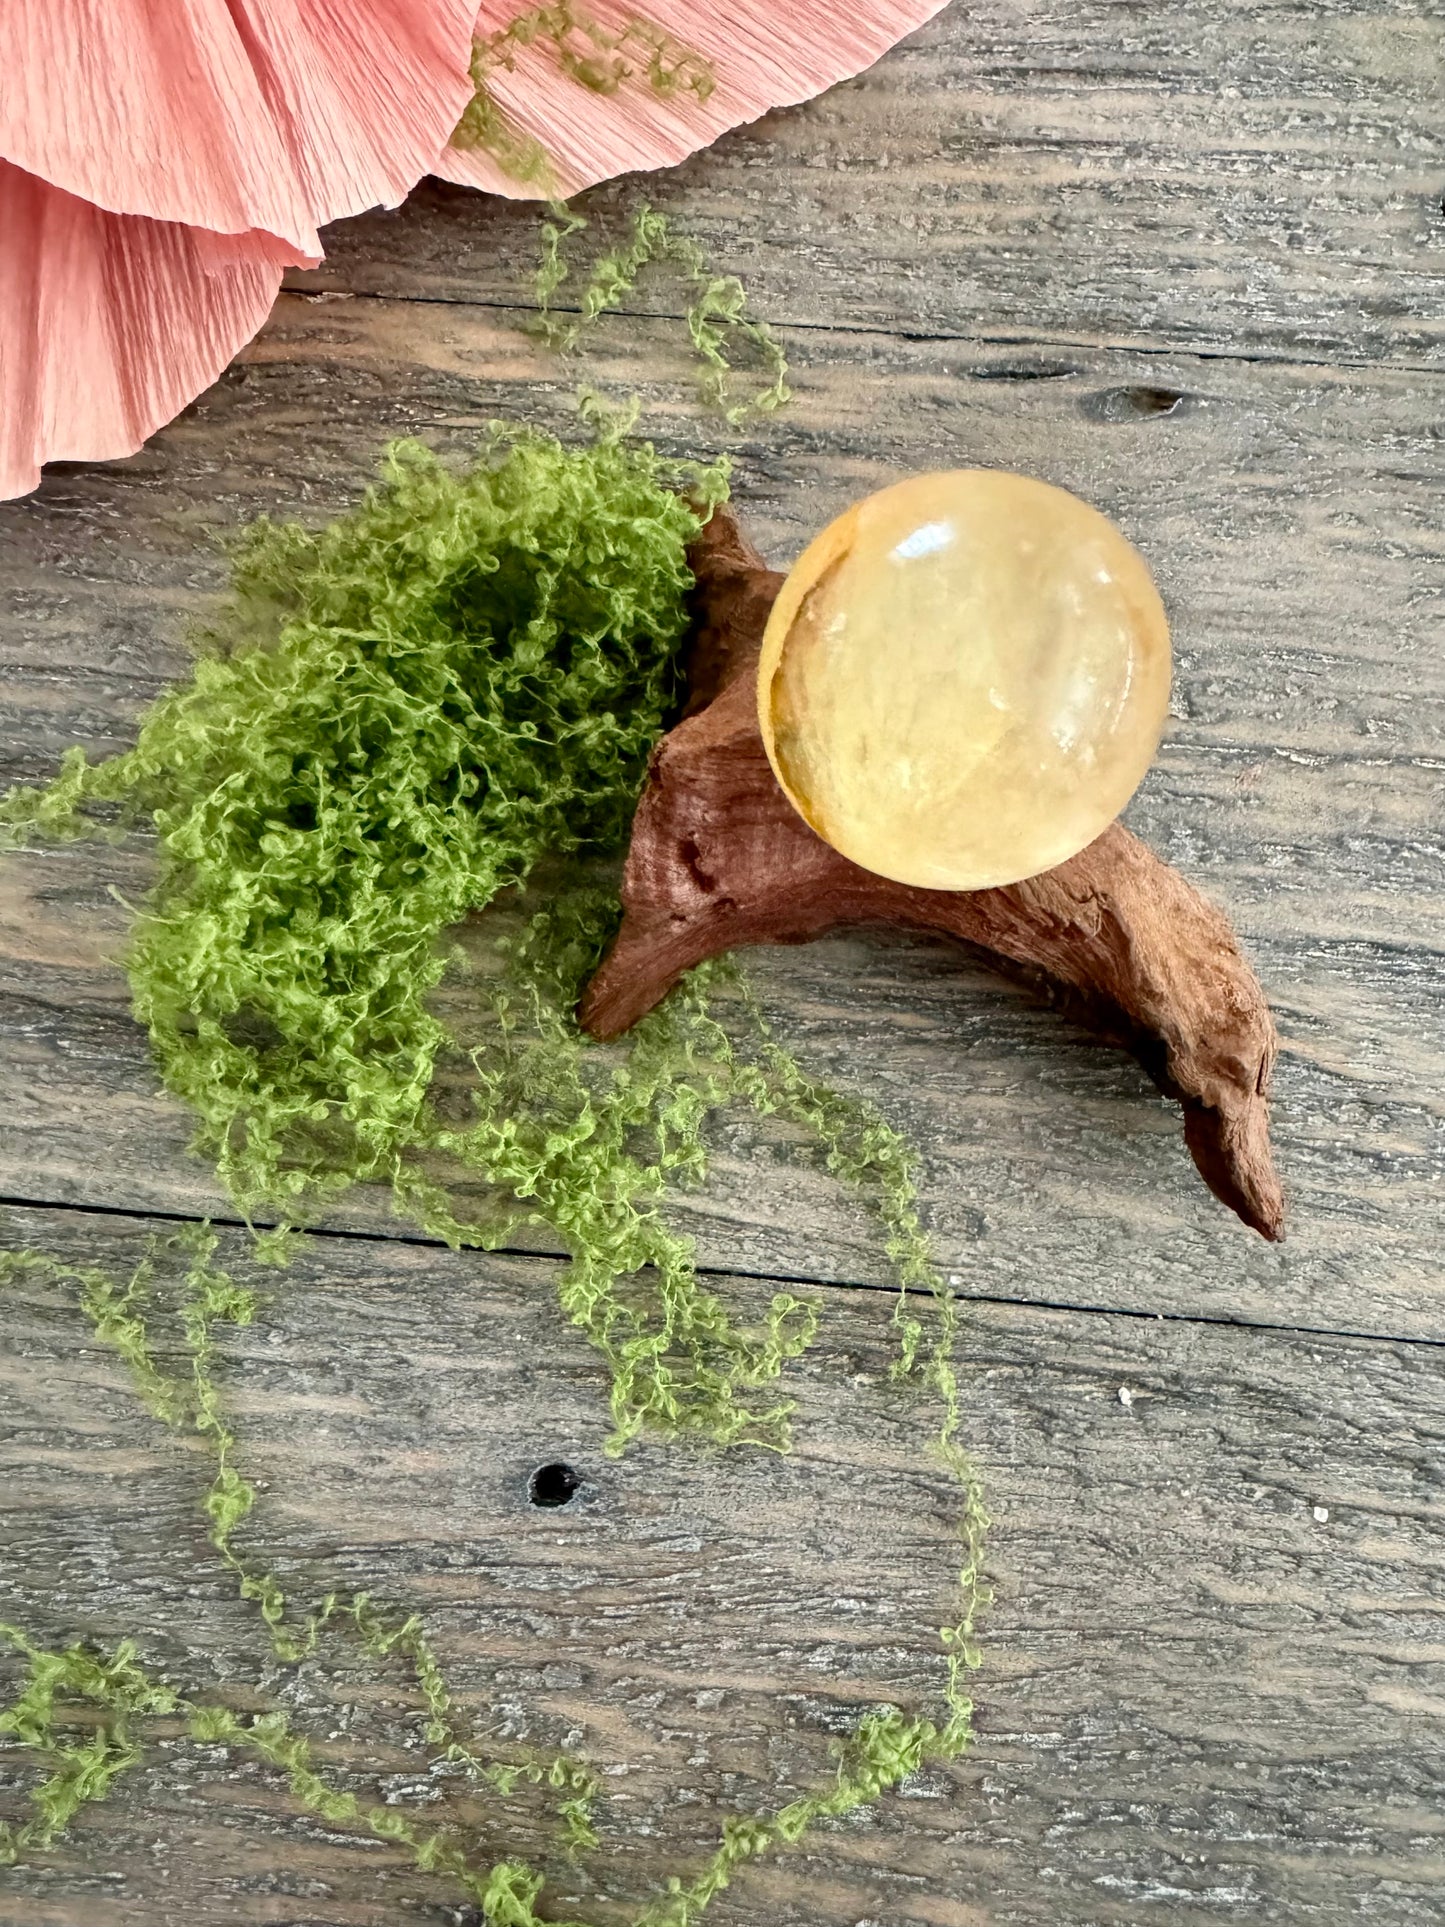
[580, 507, 1285, 1241]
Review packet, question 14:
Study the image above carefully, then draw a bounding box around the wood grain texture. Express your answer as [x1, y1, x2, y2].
[2, 1204, 1442, 1927]
[1, 307, 1440, 1340]
[289, 0, 1445, 367]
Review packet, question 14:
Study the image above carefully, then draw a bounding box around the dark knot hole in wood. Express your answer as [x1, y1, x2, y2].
[529, 1461, 582, 1508]
[1126, 385, 1185, 415]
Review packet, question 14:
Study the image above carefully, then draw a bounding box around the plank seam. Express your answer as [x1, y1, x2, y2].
[273, 282, 1445, 380]
[2, 1190, 1440, 1354]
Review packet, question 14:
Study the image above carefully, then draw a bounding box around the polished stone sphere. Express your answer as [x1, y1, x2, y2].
[757, 469, 1172, 892]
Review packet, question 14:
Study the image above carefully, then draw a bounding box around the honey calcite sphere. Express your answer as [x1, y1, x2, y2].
[757, 470, 1172, 892]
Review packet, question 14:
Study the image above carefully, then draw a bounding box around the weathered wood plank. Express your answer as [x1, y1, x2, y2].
[291, 0, 1445, 367]
[1, 305, 1441, 1340]
[1, 1203, 1441, 1927]
[2, 11, 1438, 1927]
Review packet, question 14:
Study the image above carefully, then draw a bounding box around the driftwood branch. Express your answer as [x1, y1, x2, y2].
[581, 507, 1284, 1240]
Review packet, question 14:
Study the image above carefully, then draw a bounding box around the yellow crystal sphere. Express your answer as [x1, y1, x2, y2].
[758, 470, 1172, 892]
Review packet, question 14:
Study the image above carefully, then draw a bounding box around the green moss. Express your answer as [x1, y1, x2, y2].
[2, 1218, 984, 1922]
[0, 426, 717, 1212]
[0, 421, 987, 1921]
[537, 205, 791, 427]
[0, 424, 924, 1461]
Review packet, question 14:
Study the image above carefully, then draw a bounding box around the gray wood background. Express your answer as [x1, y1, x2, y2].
[1, 2, 1441, 1922]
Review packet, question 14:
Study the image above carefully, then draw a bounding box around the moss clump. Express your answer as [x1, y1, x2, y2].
[1, 425, 722, 1223]
[0, 423, 845, 1452]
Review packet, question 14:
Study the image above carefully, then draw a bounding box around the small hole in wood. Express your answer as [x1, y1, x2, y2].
[529, 1461, 581, 1508]
[1082, 385, 1191, 424]
[1125, 386, 1185, 416]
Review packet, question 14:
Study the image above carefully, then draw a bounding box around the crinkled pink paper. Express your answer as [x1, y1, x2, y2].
[0, 0, 947, 499]
[0, 0, 478, 498]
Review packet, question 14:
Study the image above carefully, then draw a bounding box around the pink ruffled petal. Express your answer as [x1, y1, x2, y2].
[438, 0, 947, 198]
[236, 0, 483, 224]
[0, 0, 479, 251]
[0, 160, 300, 500]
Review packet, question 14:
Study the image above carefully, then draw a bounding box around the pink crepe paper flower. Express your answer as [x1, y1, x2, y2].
[1, 0, 946, 502]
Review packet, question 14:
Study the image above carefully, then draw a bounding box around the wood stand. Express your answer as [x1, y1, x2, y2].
[580, 507, 1284, 1240]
